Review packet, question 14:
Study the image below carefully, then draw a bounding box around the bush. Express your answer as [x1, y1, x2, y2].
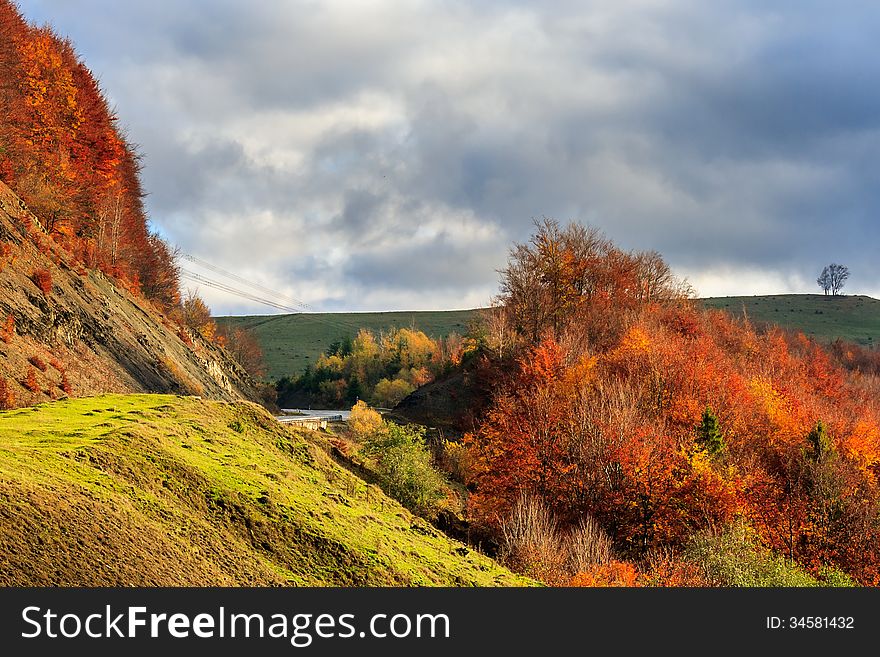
[499, 494, 564, 583]
[371, 377, 415, 408]
[498, 495, 621, 585]
[349, 400, 382, 440]
[22, 367, 39, 393]
[569, 561, 640, 587]
[565, 516, 614, 575]
[438, 439, 471, 483]
[0, 377, 15, 410]
[31, 268, 53, 295]
[1, 315, 14, 344]
[181, 290, 217, 341]
[258, 383, 277, 408]
[642, 547, 711, 586]
[685, 524, 855, 587]
[360, 422, 445, 514]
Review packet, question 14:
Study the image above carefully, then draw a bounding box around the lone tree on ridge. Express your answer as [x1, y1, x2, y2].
[817, 263, 850, 296]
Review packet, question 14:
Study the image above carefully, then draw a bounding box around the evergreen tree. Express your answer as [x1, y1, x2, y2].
[346, 377, 363, 404]
[696, 406, 725, 457]
[806, 420, 834, 462]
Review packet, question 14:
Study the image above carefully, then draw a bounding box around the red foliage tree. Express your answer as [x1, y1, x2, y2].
[0, 0, 180, 307]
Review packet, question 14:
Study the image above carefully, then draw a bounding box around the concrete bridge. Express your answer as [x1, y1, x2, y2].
[276, 414, 344, 430]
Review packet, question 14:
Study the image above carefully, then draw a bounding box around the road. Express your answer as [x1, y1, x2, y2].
[279, 408, 351, 420]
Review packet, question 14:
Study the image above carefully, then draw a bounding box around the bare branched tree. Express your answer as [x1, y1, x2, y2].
[817, 267, 832, 295]
[818, 263, 850, 296]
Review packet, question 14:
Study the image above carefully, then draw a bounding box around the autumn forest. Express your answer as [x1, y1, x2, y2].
[461, 220, 880, 586]
[0, 1, 179, 309]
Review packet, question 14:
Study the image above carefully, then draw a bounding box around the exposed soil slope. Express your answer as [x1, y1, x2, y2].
[0, 394, 529, 586]
[0, 181, 260, 406]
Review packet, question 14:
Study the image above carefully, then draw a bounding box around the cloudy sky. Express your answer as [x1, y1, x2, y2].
[19, 0, 880, 313]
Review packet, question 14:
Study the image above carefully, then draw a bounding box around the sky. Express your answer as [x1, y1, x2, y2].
[18, 0, 880, 314]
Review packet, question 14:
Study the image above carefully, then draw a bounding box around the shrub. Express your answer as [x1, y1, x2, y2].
[499, 494, 564, 583]
[439, 439, 471, 483]
[349, 400, 382, 440]
[371, 377, 416, 408]
[22, 367, 39, 393]
[258, 383, 277, 408]
[642, 547, 711, 587]
[1, 315, 14, 344]
[28, 355, 48, 372]
[564, 516, 614, 575]
[48, 357, 65, 373]
[181, 290, 217, 341]
[0, 377, 15, 410]
[570, 561, 640, 587]
[684, 524, 855, 587]
[60, 373, 72, 395]
[176, 326, 194, 347]
[499, 496, 618, 585]
[31, 268, 53, 295]
[360, 422, 445, 514]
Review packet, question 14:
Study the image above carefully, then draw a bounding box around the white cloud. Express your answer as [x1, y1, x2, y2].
[18, 0, 880, 314]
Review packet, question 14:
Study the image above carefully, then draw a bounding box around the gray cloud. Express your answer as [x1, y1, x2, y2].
[18, 0, 880, 312]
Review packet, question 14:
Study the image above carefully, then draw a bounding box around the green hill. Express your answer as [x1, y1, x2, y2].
[217, 309, 482, 381]
[220, 295, 880, 383]
[701, 294, 880, 346]
[0, 393, 529, 586]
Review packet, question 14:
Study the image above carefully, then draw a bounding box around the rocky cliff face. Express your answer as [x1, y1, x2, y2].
[0, 181, 261, 407]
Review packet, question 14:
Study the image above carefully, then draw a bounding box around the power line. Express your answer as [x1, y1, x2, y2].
[180, 270, 302, 314]
[181, 252, 318, 312]
[181, 253, 375, 334]
[179, 252, 369, 335]
[179, 267, 363, 336]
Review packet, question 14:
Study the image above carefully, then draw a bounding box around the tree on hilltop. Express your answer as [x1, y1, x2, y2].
[817, 268, 831, 295]
[817, 263, 849, 296]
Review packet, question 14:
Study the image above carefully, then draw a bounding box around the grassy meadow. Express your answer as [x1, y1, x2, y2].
[0, 393, 529, 586]
[217, 309, 482, 380]
[702, 294, 880, 346]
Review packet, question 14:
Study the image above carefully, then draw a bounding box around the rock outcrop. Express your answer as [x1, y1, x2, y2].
[0, 181, 261, 406]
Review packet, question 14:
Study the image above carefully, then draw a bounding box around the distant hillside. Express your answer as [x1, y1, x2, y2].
[218, 309, 482, 380]
[225, 294, 880, 382]
[702, 294, 880, 346]
[0, 394, 529, 586]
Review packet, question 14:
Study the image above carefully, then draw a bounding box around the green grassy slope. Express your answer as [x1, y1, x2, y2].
[217, 309, 482, 380]
[702, 294, 880, 346]
[0, 394, 529, 586]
